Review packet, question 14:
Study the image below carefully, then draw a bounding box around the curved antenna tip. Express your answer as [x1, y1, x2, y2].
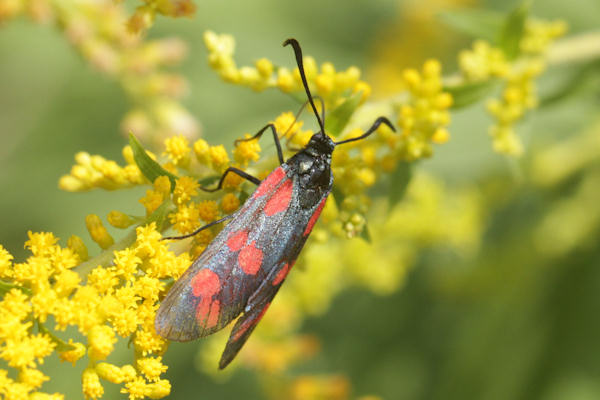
[283, 38, 297, 47]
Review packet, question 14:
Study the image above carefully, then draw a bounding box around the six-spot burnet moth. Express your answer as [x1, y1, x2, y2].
[154, 38, 396, 369]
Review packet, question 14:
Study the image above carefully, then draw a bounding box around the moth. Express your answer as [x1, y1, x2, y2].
[155, 38, 395, 369]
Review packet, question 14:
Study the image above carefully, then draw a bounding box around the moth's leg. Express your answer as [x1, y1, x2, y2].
[161, 214, 234, 241]
[200, 167, 261, 193]
[235, 123, 285, 164]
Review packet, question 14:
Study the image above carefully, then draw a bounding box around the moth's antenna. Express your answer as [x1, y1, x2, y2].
[334, 117, 396, 146]
[283, 38, 326, 135]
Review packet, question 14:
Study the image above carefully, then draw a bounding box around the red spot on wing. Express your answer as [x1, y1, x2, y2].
[227, 230, 248, 252]
[264, 179, 293, 216]
[303, 197, 328, 236]
[272, 261, 295, 286]
[195, 298, 220, 329]
[207, 300, 220, 328]
[191, 269, 220, 298]
[253, 167, 286, 198]
[192, 270, 222, 329]
[232, 302, 271, 341]
[238, 241, 263, 275]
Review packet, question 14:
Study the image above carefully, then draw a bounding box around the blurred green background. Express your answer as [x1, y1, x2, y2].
[1, 0, 600, 399]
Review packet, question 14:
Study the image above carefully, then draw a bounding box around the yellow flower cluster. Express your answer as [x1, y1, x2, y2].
[59, 149, 145, 191]
[521, 19, 568, 54]
[0, 225, 189, 399]
[127, 0, 196, 33]
[0, 0, 198, 144]
[395, 59, 453, 159]
[203, 31, 371, 109]
[486, 60, 544, 155]
[459, 40, 509, 81]
[458, 18, 567, 156]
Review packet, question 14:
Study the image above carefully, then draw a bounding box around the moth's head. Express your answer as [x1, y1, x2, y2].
[306, 132, 335, 155]
[284, 39, 395, 153]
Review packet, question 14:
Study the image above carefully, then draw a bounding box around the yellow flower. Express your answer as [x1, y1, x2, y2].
[139, 175, 171, 215]
[168, 202, 200, 234]
[0, 244, 13, 278]
[133, 327, 166, 356]
[121, 376, 149, 400]
[67, 235, 88, 262]
[193, 138, 210, 164]
[163, 135, 190, 166]
[96, 362, 126, 384]
[140, 188, 167, 216]
[220, 193, 241, 213]
[209, 145, 230, 172]
[198, 200, 219, 222]
[19, 368, 49, 390]
[58, 341, 86, 365]
[233, 135, 261, 165]
[137, 357, 167, 381]
[85, 215, 114, 250]
[87, 325, 117, 361]
[107, 210, 134, 229]
[82, 368, 104, 399]
[113, 247, 142, 281]
[146, 380, 171, 399]
[172, 176, 199, 205]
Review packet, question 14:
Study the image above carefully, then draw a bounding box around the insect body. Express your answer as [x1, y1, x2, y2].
[155, 39, 394, 369]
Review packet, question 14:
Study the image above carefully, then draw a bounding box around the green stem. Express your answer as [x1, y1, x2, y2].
[75, 228, 138, 277]
[0, 280, 32, 296]
[37, 320, 76, 351]
[75, 200, 175, 278]
[548, 30, 600, 66]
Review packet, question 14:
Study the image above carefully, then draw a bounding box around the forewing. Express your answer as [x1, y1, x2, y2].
[155, 167, 293, 341]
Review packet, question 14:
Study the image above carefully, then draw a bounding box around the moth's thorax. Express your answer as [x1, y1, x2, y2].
[287, 132, 334, 209]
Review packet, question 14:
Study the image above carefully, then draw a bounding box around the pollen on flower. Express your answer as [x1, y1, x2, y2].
[163, 135, 191, 166]
[137, 357, 167, 382]
[234, 135, 261, 165]
[121, 376, 150, 400]
[168, 202, 201, 234]
[82, 368, 104, 399]
[173, 176, 199, 205]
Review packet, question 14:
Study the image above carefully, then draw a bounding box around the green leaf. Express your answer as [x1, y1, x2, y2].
[540, 61, 600, 107]
[37, 321, 75, 352]
[198, 175, 220, 188]
[359, 223, 372, 244]
[437, 8, 504, 42]
[324, 92, 362, 136]
[388, 162, 413, 209]
[0, 280, 31, 296]
[444, 79, 499, 109]
[498, 0, 531, 60]
[129, 133, 178, 190]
